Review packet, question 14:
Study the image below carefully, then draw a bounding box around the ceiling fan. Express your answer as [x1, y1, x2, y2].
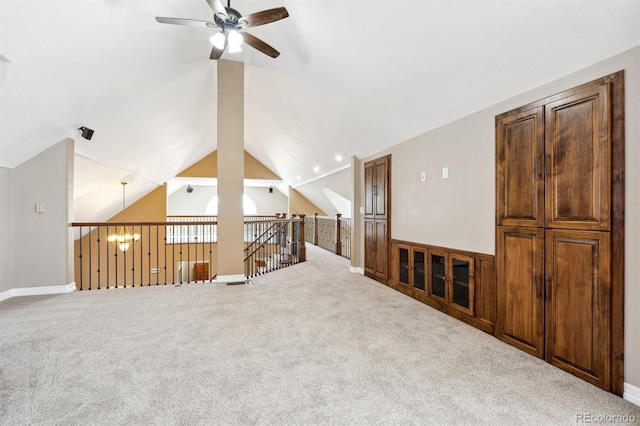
[156, 0, 289, 60]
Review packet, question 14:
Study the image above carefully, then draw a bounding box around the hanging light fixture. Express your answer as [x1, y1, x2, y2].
[107, 181, 140, 252]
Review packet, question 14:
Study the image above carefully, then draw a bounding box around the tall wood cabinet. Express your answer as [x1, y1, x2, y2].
[495, 71, 624, 394]
[364, 155, 390, 283]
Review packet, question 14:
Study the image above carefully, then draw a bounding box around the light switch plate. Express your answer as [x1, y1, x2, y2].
[420, 172, 426, 182]
[359, 206, 365, 215]
[442, 167, 449, 179]
[35, 203, 45, 213]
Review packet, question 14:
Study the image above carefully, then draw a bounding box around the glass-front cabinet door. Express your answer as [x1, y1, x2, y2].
[412, 248, 426, 293]
[429, 251, 447, 302]
[398, 246, 410, 288]
[449, 254, 474, 315]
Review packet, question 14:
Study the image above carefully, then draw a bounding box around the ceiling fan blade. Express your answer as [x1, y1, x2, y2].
[156, 17, 217, 28]
[243, 32, 280, 58]
[205, 0, 228, 20]
[239, 7, 289, 28]
[210, 41, 227, 60]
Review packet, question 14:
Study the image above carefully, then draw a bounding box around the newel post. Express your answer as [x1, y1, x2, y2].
[313, 213, 319, 246]
[298, 214, 306, 262]
[334, 213, 342, 256]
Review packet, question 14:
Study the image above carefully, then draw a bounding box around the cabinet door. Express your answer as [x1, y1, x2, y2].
[428, 250, 448, 303]
[545, 83, 611, 231]
[397, 245, 410, 289]
[496, 106, 544, 227]
[412, 248, 427, 294]
[545, 229, 610, 389]
[364, 219, 375, 274]
[364, 163, 374, 217]
[374, 220, 389, 280]
[373, 157, 389, 219]
[496, 226, 545, 358]
[449, 253, 474, 315]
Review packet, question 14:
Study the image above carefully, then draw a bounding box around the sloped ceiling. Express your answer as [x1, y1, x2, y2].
[0, 0, 638, 221]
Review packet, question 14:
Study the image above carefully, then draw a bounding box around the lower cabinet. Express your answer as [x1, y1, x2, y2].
[390, 240, 495, 334]
[394, 244, 427, 297]
[496, 226, 612, 390]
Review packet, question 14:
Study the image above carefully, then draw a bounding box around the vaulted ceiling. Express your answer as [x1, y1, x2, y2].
[1, 0, 638, 220]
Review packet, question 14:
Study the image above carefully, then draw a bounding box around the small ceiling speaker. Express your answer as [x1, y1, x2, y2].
[78, 126, 94, 140]
[186, 185, 194, 194]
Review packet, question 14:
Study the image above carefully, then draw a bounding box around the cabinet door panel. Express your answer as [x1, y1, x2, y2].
[397, 245, 410, 288]
[374, 220, 389, 279]
[545, 84, 611, 230]
[364, 219, 375, 273]
[450, 253, 474, 315]
[545, 229, 610, 389]
[374, 158, 389, 219]
[412, 248, 426, 293]
[364, 164, 374, 217]
[496, 226, 545, 358]
[496, 106, 544, 227]
[429, 250, 448, 302]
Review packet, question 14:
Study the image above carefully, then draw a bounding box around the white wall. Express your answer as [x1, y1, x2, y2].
[356, 47, 640, 388]
[168, 185, 287, 216]
[12, 139, 74, 289]
[0, 166, 13, 293]
[295, 167, 352, 217]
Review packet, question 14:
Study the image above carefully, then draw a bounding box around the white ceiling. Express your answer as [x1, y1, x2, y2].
[1, 0, 638, 221]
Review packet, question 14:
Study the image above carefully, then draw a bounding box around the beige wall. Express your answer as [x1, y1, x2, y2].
[0, 166, 13, 292]
[355, 47, 640, 388]
[110, 184, 167, 223]
[289, 188, 326, 216]
[178, 150, 281, 180]
[13, 139, 74, 289]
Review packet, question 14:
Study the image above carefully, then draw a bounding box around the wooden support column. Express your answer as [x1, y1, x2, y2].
[335, 213, 342, 256]
[216, 60, 245, 284]
[298, 215, 306, 262]
[313, 213, 319, 246]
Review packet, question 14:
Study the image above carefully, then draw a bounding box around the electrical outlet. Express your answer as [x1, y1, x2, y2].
[35, 203, 45, 213]
[420, 172, 426, 182]
[442, 167, 449, 179]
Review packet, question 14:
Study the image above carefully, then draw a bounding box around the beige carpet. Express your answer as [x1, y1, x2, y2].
[1, 244, 639, 425]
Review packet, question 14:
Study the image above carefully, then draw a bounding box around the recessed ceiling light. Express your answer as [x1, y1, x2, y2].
[296, 176, 301, 181]
[313, 166, 320, 173]
[335, 155, 343, 162]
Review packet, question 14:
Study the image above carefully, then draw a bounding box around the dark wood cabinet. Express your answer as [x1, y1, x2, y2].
[496, 226, 545, 358]
[394, 244, 426, 296]
[365, 219, 388, 282]
[495, 71, 624, 394]
[364, 155, 390, 283]
[390, 241, 494, 334]
[545, 229, 610, 389]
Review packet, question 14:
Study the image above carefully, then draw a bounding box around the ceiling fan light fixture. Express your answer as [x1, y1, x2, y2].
[228, 29, 243, 48]
[228, 43, 243, 53]
[210, 32, 226, 49]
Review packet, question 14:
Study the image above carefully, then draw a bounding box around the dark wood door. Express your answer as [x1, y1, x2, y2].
[496, 226, 545, 358]
[545, 229, 610, 389]
[364, 155, 390, 283]
[545, 83, 611, 231]
[449, 253, 474, 315]
[496, 106, 545, 227]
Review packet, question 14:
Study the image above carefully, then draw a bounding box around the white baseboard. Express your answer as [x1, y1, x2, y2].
[624, 382, 640, 407]
[216, 274, 247, 285]
[350, 266, 364, 275]
[0, 282, 76, 303]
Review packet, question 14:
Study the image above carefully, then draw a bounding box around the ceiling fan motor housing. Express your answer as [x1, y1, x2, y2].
[214, 7, 243, 29]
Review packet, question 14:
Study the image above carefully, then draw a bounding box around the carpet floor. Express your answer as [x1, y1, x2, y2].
[1, 244, 639, 425]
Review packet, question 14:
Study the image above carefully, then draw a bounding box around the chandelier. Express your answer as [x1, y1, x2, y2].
[107, 181, 140, 252]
